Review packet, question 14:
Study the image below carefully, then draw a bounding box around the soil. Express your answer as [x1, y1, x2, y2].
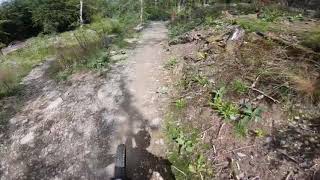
[166, 19, 320, 180]
[0, 22, 173, 180]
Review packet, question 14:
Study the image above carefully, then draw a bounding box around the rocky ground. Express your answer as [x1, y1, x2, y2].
[0, 22, 173, 180]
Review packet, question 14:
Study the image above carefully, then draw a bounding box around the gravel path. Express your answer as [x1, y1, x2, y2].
[0, 22, 173, 180]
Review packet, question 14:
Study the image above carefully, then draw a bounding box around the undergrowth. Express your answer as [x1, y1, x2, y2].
[210, 87, 263, 137]
[0, 17, 138, 96]
[165, 113, 213, 179]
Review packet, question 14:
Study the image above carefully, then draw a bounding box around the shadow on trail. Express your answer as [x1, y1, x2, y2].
[119, 78, 175, 180]
[268, 116, 320, 170]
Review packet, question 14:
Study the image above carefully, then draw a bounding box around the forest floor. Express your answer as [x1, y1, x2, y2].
[165, 11, 320, 180]
[0, 22, 174, 180]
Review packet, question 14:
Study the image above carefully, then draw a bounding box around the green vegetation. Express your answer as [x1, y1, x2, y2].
[166, 116, 212, 179]
[236, 18, 271, 32]
[210, 87, 239, 120]
[192, 74, 209, 87]
[175, 98, 187, 110]
[165, 57, 178, 70]
[301, 29, 320, 52]
[210, 87, 263, 137]
[232, 80, 249, 94]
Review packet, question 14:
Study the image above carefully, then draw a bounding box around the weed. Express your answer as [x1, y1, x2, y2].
[192, 74, 209, 87]
[175, 98, 187, 110]
[237, 19, 271, 32]
[235, 104, 263, 137]
[232, 80, 248, 94]
[86, 51, 110, 70]
[259, 7, 284, 22]
[165, 57, 178, 70]
[54, 70, 72, 82]
[169, 20, 200, 39]
[188, 154, 213, 179]
[210, 87, 239, 120]
[165, 118, 212, 179]
[253, 128, 266, 138]
[196, 52, 207, 61]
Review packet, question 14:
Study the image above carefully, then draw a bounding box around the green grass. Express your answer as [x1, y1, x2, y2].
[301, 29, 320, 52]
[232, 80, 249, 94]
[192, 74, 209, 87]
[0, 17, 138, 96]
[236, 18, 271, 32]
[165, 114, 213, 179]
[175, 98, 187, 110]
[165, 57, 178, 70]
[210, 87, 239, 120]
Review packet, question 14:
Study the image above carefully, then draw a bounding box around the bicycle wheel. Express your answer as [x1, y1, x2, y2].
[114, 144, 126, 179]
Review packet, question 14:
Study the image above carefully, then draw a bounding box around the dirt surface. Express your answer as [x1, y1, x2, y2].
[167, 21, 320, 179]
[0, 22, 174, 180]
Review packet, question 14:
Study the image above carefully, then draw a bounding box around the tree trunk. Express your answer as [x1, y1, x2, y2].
[140, 0, 144, 24]
[80, 0, 84, 26]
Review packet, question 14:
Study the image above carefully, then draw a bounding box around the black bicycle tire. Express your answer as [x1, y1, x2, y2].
[114, 144, 126, 178]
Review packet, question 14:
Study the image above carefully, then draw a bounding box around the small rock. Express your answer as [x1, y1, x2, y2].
[22, 119, 29, 124]
[110, 54, 128, 61]
[46, 97, 63, 110]
[256, 95, 264, 100]
[280, 140, 286, 146]
[299, 161, 313, 168]
[294, 116, 300, 120]
[309, 137, 316, 143]
[110, 51, 117, 56]
[20, 131, 34, 145]
[237, 152, 247, 158]
[265, 136, 273, 143]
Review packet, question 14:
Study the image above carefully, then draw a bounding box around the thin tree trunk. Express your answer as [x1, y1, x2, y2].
[140, 0, 144, 24]
[80, 0, 84, 26]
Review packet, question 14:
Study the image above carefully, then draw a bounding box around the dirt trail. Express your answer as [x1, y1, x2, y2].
[0, 22, 173, 180]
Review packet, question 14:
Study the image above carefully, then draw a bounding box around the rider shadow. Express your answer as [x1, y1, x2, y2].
[125, 130, 175, 180]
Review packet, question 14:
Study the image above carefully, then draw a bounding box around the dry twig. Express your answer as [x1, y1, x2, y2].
[250, 87, 280, 103]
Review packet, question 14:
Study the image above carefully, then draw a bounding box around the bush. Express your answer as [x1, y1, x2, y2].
[146, 6, 170, 21]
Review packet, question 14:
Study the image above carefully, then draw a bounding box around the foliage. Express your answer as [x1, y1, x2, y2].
[0, 0, 112, 44]
[301, 29, 320, 52]
[0, 18, 127, 94]
[175, 98, 187, 110]
[235, 104, 263, 137]
[164, 57, 178, 70]
[192, 74, 209, 87]
[166, 118, 212, 179]
[210, 87, 239, 120]
[237, 18, 271, 32]
[232, 80, 248, 94]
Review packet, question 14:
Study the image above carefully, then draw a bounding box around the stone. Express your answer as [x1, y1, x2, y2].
[20, 132, 34, 145]
[294, 116, 300, 120]
[110, 54, 128, 62]
[237, 152, 247, 158]
[265, 136, 273, 143]
[46, 97, 63, 110]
